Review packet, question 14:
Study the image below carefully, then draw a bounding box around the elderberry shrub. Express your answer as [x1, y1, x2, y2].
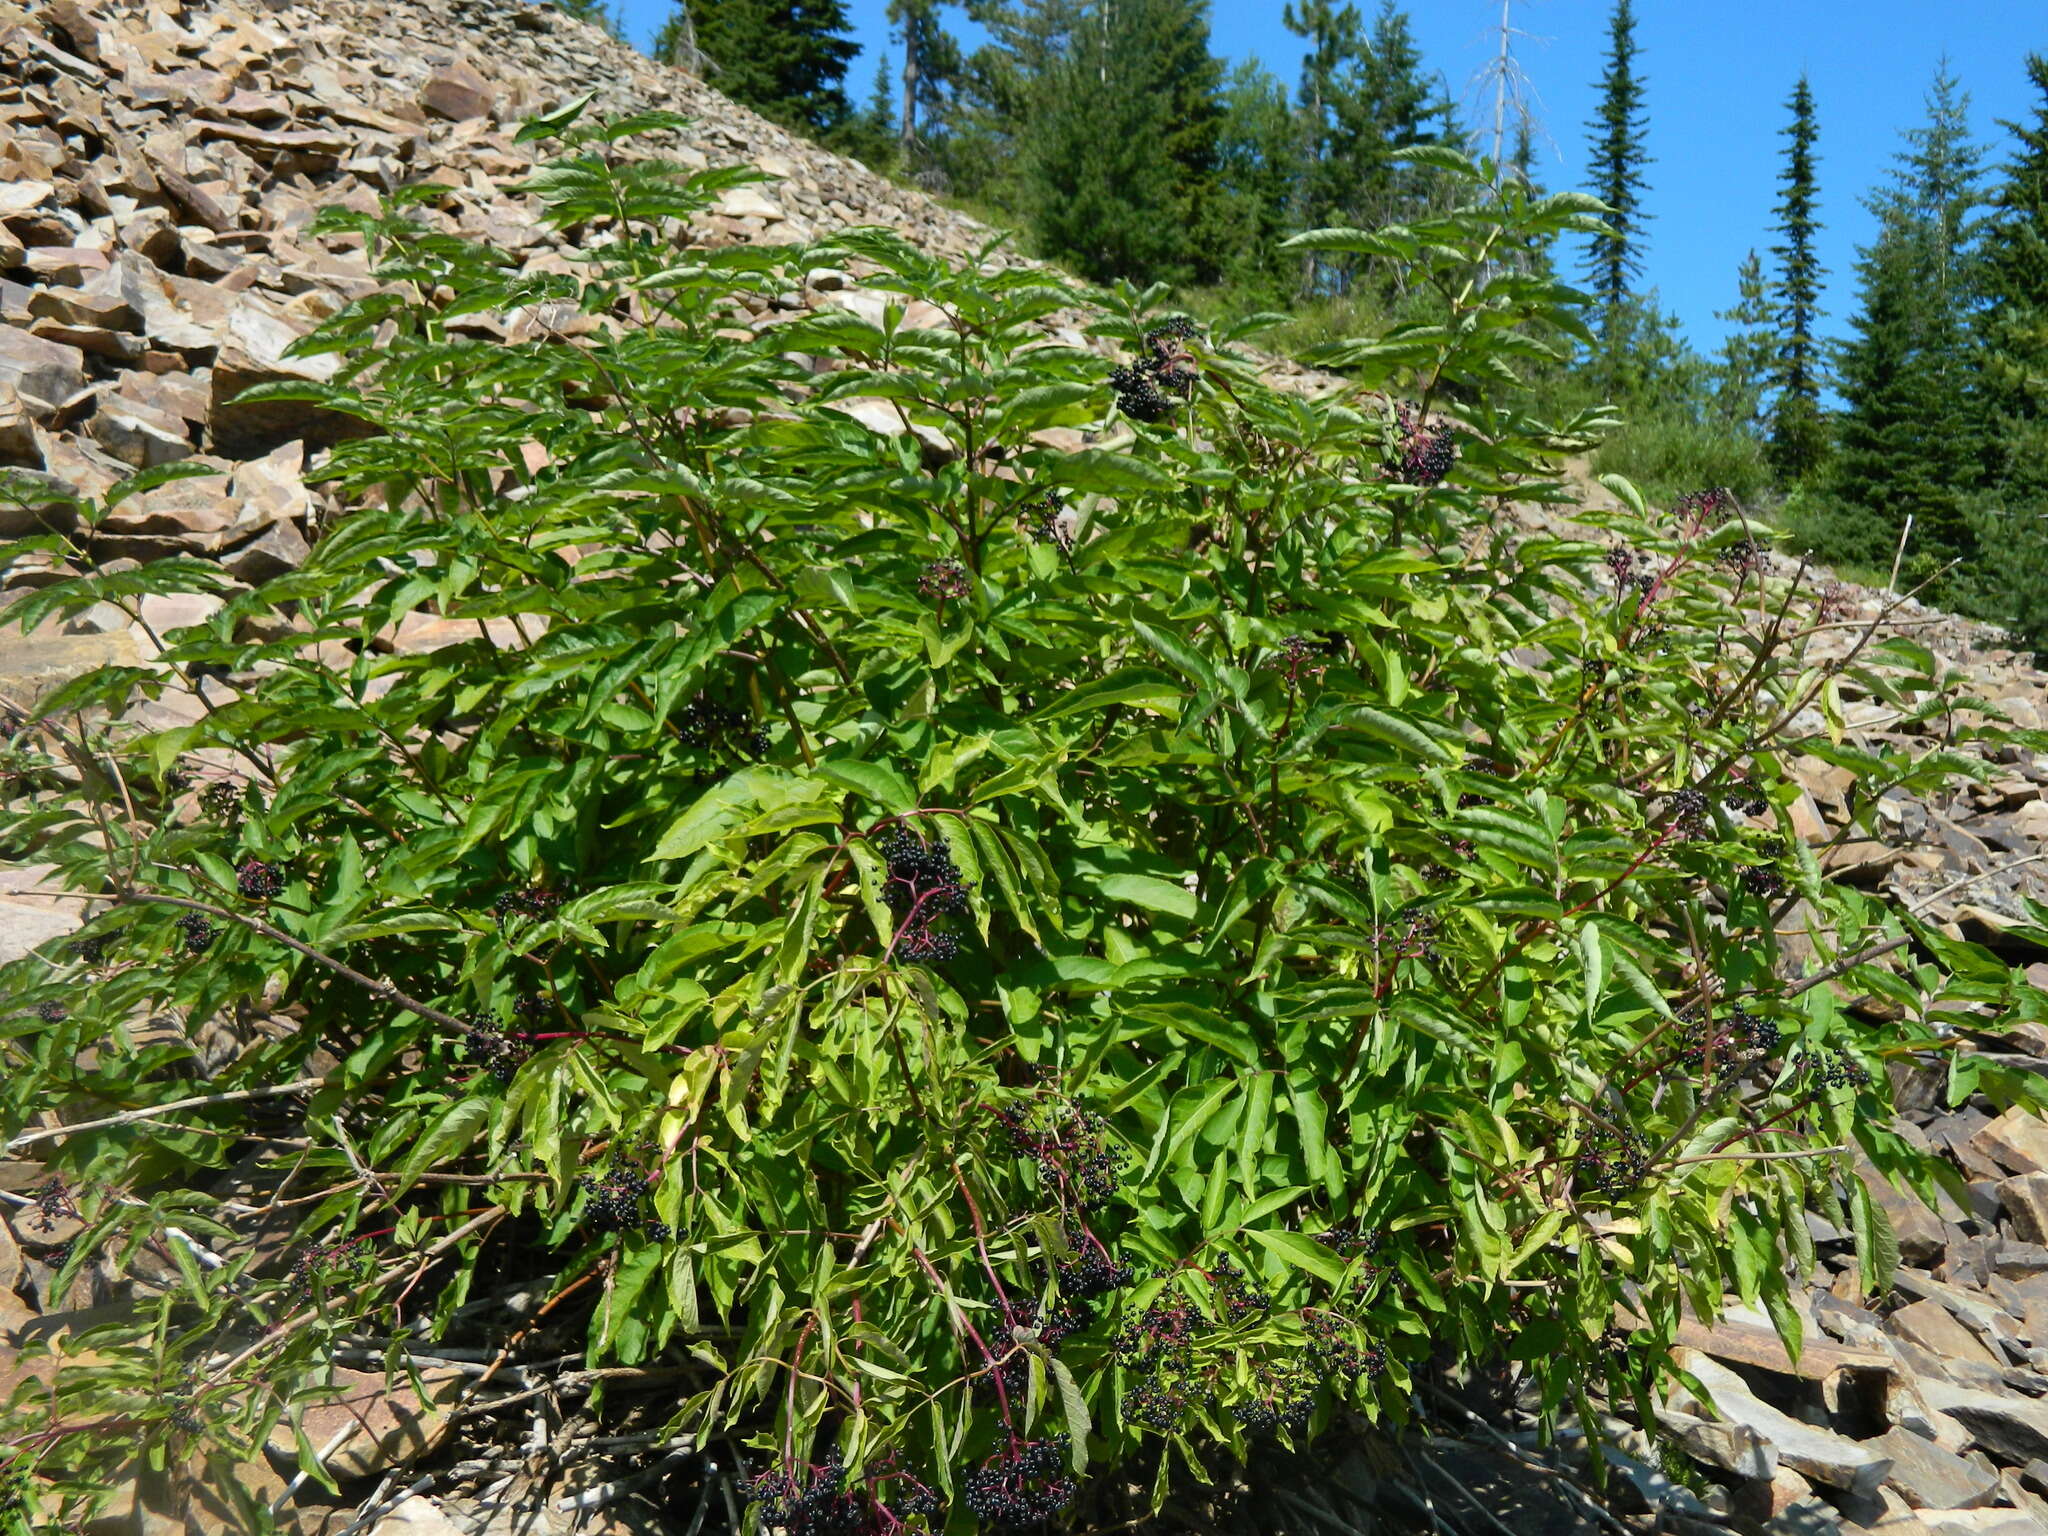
[1232, 1359, 1317, 1435]
[1108, 317, 1202, 423]
[199, 781, 241, 819]
[465, 1021, 532, 1083]
[917, 557, 971, 602]
[1056, 1241, 1135, 1300]
[1668, 788, 1712, 839]
[993, 1098, 1125, 1208]
[1303, 1309, 1387, 1380]
[1575, 1123, 1652, 1196]
[493, 884, 564, 922]
[174, 912, 216, 955]
[235, 858, 286, 901]
[1674, 487, 1734, 530]
[577, 1165, 652, 1234]
[678, 694, 770, 758]
[35, 1000, 64, 1023]
[1207, 1257, 1270, 1322]
[962, 1437, 1077, 1529]
[877, 828, 970, 962]
[742, 1458, 871, 1536]
[1677, 1007, 1781, 1083]
[1383, 401, 1456, 486]
[1017, 489, 1070, 549]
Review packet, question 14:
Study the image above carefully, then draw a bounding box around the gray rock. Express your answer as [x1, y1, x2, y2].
[1873, 1427, 2002, 1509]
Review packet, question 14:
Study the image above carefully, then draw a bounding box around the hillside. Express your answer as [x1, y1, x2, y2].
[5, 2, 2048, 1535]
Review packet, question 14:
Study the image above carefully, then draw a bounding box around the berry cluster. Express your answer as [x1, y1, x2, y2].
[918, 557, 971, 602]
[466, 1021, 532, 1083]
[1056, 1235, 1135, 1299]
[1802, 1047, 1870, 1094]
[1677, 1007, 1781, 1083]
[35, 1000, 65, 1023]
[1124, 1372, 1205, 1430]
[1575, 1122, 1652, 1196]
[1388, 403, 1457, 487]
[742, 1458, 881, 1536]
[493, 885, 563, 922]
[1739, 861, 1788, 900]
[200, 781, 241, 819]
[1314, 1223, 1383, 1262]
[1720, 537, 1767, 578]
[993, 1099, 1125, 1208]
[1112, 1294, 1202, 1371]
[175, 912, 216, 955]
[1232, 1360, 1317, 1435]
[1017, 490, 1072, 550]
[962, 1438, 1077, 1529]
[578, 1165, 654, 1234]
[1109, 318, 1200, 423]
[1668, 788, 1712, 839]
[24, 1180, 76, 1235]
[69, 933, 110, 966]
[1207, 1257, 1270, 1323]
[877, 828, 969, 964]
[1303, 1309, 1387, 1380]
[679, 694, 771, 758]
[1371, 913, 1439, 962]
[1674, 488, 1733, 532]
[236, 858, 285, 901]
[284, 1236, 372, 1298]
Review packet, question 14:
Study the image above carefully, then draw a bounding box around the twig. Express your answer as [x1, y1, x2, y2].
[5, 1075, 329, 1150]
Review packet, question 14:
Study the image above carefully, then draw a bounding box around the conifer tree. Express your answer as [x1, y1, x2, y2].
[1767, 74, 1826, 479]
[1212, 59, 1300, 294]
[1581, 0, 1651, 345]
[948, 0, 1082, 205]
[654, 0, 860, 134]
[1282, 0, 1364, 293]
[1024, 0, 1224, 284]
[1979, 54, 2048, 508]
[1715, 250, 1774, 433]
[1826, 66, 1986, 573]
[888, 0, 963, 173]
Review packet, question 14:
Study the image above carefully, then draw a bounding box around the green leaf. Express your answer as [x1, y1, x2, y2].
[1244, 1228, 1349, 1286]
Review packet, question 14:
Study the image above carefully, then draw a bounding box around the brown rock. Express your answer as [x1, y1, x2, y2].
[0, 627, 139, 713]
[1889, 1299, 2005, 1371]
[2001, 1174, 2048, 1246]
[1874, 1427, 2001, 1509]
[419, 62, 495, 121]
[1969, 1107, 2048, 1177]
[206, 345, 358, 457]
[219, 518, 311, 580]
[0, 385, 40, 468]
[86, 395, 193, 470]
[0, 328, 87, 409]
[263, 1366, 465, 1481]
[26, 285, 138, 333]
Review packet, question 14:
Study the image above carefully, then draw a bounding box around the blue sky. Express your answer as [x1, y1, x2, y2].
[619, 1, 2046, 359]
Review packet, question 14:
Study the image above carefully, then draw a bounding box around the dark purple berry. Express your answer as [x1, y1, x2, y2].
[235, 859, 285, 901]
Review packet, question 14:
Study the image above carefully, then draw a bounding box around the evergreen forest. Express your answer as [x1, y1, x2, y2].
[644, 0, 2048, 650]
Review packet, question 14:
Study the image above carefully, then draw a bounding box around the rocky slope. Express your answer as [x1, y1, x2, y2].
[5, 0, 2048, 1532]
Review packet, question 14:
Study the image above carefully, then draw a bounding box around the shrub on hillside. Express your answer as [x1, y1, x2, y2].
[2, 116, 2045, 1527]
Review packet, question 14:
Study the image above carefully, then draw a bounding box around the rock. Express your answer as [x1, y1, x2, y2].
[1873, 1427, 2002, 1509]
[1890, 1299, 2006, 1370]
[370, 1496, 470, 1536]
[0, 329, 87, 410]
[1675, 1350, 1893, 1497]
[0, 387, 40, 468]
[1915, 1375, 2048, 1464]
[420, 61, 495, 120]
[86, 396, 193, 470]
[206, 345, 356, 457]
[1969, 1108, 2048, 1177]
[2000, 1175, 2048, 1246]
[0, 627, 139, 711]
[264, 1366, 464, 1481]
[1659, 1407, 1777, 1480]
[219, 518, 312, 580]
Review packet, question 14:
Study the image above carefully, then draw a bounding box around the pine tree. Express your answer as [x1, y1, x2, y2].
[888, 0, 963, 177]
[1978, 54, 2048, 507]
[654, 0, 860, 134]
[1715, 250, 1774, 433]
[948, 0, 1083, 205]
[1767, 74, 1826, 479]
[1023, 0, 1224, 285]
[1212, 59, 1299, 295]
[1825, 66, 1986, 574]
[1281, 0, 1364, 293]
[1581, 0, 1651, 348]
